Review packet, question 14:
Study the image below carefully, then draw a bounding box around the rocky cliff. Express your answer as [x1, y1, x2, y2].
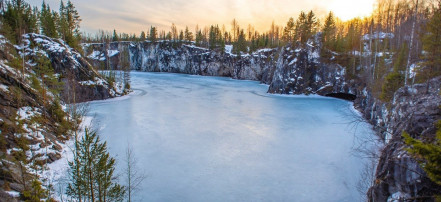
[365, 77, 441, 201]
[0, 33, 123, 200]
[84, 39, 351, 97]
[84, 40, 441, 201]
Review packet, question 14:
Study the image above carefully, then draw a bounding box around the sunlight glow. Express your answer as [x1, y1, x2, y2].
[328, 0, 375, 21]
[29, 0, 377, 34]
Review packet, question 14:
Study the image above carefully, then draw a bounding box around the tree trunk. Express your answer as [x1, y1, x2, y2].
[405, 0, 419, 85]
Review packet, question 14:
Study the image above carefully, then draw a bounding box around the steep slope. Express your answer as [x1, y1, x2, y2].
[0, 34, 122, 200]
[366, 77, 441, 201]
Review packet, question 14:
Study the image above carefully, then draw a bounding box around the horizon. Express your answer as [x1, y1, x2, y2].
[29, 0, 376, 35]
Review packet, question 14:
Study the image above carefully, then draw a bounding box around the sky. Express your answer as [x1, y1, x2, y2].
[29, 0, 376, 35]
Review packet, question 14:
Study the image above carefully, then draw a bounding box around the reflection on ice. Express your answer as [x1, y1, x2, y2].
[88, 72, 374, 202]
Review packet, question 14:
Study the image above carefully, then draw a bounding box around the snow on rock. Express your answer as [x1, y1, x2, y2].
[409, 63, 418, 78]
[18, 106, 40, 120]
[6, 191, 20, 197]
[0, 34, 8, 47]
[224, 45, 233, 54]
[108, 49, 119, 57]
[363, 32, 394, 41]
[288, 58, 297, 66]
[20, 33, 125, 102]
[387, 192, 410, 202]
[88, 50, 106, 61]
[183, 44, 209, 51]
[0, 83, 8, 92]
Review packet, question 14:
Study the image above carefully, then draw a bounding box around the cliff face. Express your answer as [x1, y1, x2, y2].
[84, 40, 351, 98]
[85, 41, 279, 82]
[84, 40, 441, 201]
[23, 34, 123, 102]
[365, 78, 441, 201]
[0, 34, 122, 199]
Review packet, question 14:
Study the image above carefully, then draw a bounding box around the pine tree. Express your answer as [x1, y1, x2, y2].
[294, 12, 307, 43]
[1, 0, 38, 43]
[420, 2, 441, 81]
[321, 12, 336, 50]
[171, 23, 178, 41]
[112, 29, 118, 42]
[149, 26, 157, 42]
[380, 43, 407, 102]
[39, 1, 57, 38]
[233, 29, 247, 55]
[184, 26, 193, 41]
[403, 119, 441, 186]
[195, 30, 203, 46]
[140, 31, 146, 41]
[58, 0, 81, 47]
[67, 128, 125, 202]
[179, 30, 184, 42]
[283, 17, 295, 42]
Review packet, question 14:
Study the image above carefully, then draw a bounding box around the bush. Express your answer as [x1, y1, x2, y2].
[380, 72, 404, 102]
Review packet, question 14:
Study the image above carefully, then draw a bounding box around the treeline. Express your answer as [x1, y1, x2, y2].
[0, 0, 81, 49]
[84, 0, 440, 101]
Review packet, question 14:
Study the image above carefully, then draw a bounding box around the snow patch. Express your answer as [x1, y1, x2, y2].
[0, 84, 8, 92]
[40, 116, 93, 201]
[18, 107, 40, 120]
[225, 45, 233, 54]
[183, 44, 209, 51]
[409, 63, 418, 78]
[288, 58, 298, 66]
[6, 191, 20, 197]
[108, 49, 119, 57]
[88, 50, 105, 61]
[387, 192, 410, 202]
[363, 32, 394, 41]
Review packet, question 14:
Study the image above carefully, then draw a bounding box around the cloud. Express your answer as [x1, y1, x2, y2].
[29, 0, 374, 34]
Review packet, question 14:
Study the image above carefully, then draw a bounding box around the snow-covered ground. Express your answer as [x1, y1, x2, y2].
[40, 116, 93, 201]
[83, 72, 375, 201]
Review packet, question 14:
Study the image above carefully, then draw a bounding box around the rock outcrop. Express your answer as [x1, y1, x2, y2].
[23, 34, 123, 102]
[365, 77, 441, 201]
[84, 39, 441, 200]
[0, 33, 123, 199]
[84, 40, 351, 98]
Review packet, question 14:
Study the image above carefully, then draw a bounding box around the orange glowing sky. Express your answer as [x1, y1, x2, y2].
[30, 0, 376, 34]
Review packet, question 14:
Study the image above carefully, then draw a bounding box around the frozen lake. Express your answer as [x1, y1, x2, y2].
[88, 72, 373, 201]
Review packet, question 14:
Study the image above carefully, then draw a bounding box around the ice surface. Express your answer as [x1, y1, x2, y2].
[86, 72, 374, 202]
